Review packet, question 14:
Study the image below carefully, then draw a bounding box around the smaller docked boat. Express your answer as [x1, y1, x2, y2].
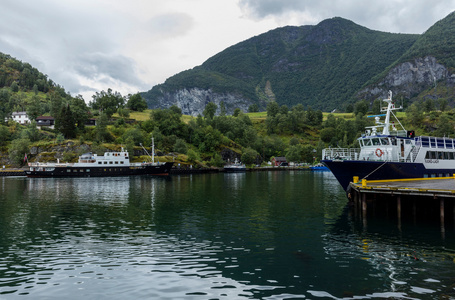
[26, 145, 173, 178]
[224, 159, 246, 173]
[310, 163, 330, 171]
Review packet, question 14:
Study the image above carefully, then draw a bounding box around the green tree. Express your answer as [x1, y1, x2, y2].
[10, 81, 19, 92]
[122, 127, 144, 145]
[174, 138, 187, 154]
[248, 103, 259, 113]
[8, 137, 30, 166]
[209, 153, 224, 167]
[266, 101, 279, 117]
[150, 106, 186, 137]
[126, 93, 147, 112]
[372, 99, 382, 115]
[406, 103, 424, 127]
[90, 88, 125, 118]
[241, 147, 258, 165]
[438, 98, 448, 112]
[187, 149, 200, 164]
[203, 102, 217, 120]
[95, 113, 112, 142]
[55, 103, 77, 138]
[285, 145, 302, 163]
[26, 95, 42, 120]
[70, 95, 89, 130]
[354, 100, 368, 115]
[233, 108, 241, 117]
[23, 121, 40, 142]
[0, 125, 10, 146]
[436, 113, 454, 137]
[320, 127, 336, 143]
[219, 101, 227, 116]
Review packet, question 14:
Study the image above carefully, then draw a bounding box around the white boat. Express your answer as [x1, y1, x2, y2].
[224, 159, 246, 172]
[322, 91, 455, 191]
[26, 141, 173, 177]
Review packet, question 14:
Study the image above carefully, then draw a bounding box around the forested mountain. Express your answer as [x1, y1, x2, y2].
[142, 12, 455, 115]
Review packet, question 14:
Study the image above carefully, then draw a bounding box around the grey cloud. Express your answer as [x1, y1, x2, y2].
[238, 0, 308, 18]
[238, 0, 455, 34]
[73, 53, 145, 86]
[147, 13, 194, 38]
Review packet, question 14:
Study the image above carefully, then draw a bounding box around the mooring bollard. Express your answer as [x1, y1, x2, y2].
[362, 179, 367, 188]
[353, 176, 359, 183]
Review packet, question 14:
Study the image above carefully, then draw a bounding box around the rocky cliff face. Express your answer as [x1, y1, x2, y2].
[152, 88, 257, 116]
[359, 56, 455, 101]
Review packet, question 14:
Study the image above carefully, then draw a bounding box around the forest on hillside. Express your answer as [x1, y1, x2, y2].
[2, 50, 455, 169]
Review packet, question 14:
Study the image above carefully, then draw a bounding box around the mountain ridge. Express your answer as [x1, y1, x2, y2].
[142, 13, 455, 115]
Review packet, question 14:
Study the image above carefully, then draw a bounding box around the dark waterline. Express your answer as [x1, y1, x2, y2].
[0, 172, 455, 299]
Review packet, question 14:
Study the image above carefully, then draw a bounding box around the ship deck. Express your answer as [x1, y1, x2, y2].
[349, 176, 455, 198]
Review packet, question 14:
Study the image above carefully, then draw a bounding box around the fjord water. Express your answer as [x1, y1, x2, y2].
[1, 172, 455, 299]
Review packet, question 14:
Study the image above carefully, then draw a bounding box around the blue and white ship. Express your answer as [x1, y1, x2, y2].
[322, 91, 455, 191]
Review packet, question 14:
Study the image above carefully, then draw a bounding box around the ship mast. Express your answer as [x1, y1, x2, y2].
[381, 91, 401, 135]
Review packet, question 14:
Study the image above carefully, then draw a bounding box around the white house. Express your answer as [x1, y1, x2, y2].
[11, 111, 30, 124]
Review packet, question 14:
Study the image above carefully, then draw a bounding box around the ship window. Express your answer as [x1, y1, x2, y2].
[424, 174, 429, 178]
[372, 138, 380, 146]
[380, 138, 389, 145]
[104, 161, 107, 164]
[421, 137, 429, 147]
[438, 152, 443, 159]
[447, 139, 454, 148]
[86, 169, 90, 172]
[431, 174, 436, 178]
[430, 151, 436, 159]
[446, 173, 451, 177]
[390, 137, 397, 145]
[425, 152, 430, 159]
[98, 162, 102, 164]
[73, 169, 77, 172]
[437, 138, 445, 148]
[115, 161, 118, 164]
[120, 161, 124, 164]
[450, 152, 455, 160]
[364, 139, 372, 146]
[109, 161, 113, 164]
[67, 169, 71, 172]
[405, 140, 411, 144]
[444, 152, 449, 160]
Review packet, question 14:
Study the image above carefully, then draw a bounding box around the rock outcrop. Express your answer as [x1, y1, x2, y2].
[152, 88, 256, 116]
[359, 56, 455, 101]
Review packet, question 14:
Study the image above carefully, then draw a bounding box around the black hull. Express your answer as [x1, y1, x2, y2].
[25, 162, 174, 178]
[322, 160, 455, 191]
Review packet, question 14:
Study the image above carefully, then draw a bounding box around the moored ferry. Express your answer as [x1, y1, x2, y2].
[26, 147, 173, 178]
[322, 91, 455, 191]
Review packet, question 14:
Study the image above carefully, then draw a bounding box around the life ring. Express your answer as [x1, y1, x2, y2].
[375, 148, 384, 157]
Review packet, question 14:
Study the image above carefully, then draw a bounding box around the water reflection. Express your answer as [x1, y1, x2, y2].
[1, 173, 455, 299]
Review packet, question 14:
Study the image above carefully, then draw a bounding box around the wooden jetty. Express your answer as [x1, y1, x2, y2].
[348, 176, 455, 234]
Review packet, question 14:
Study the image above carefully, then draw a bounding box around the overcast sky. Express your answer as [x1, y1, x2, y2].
[1, 0, 454, 101]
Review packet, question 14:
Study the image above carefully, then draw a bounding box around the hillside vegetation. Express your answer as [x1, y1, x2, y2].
[143, 17, 419, 111]
[143, 12, 455, 114]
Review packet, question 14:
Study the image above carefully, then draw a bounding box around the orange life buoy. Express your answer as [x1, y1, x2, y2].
[375, 148, 384, 157]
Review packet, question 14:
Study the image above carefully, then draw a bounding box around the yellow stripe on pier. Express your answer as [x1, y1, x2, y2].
[350, 175, 455, 197]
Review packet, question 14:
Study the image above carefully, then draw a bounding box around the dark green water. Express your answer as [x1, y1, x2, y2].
[1, 171, 455, 299]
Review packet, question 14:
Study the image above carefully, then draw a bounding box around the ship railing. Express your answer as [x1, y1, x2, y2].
[322, 148, 360, 160]
[415, 136, 455, 149]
